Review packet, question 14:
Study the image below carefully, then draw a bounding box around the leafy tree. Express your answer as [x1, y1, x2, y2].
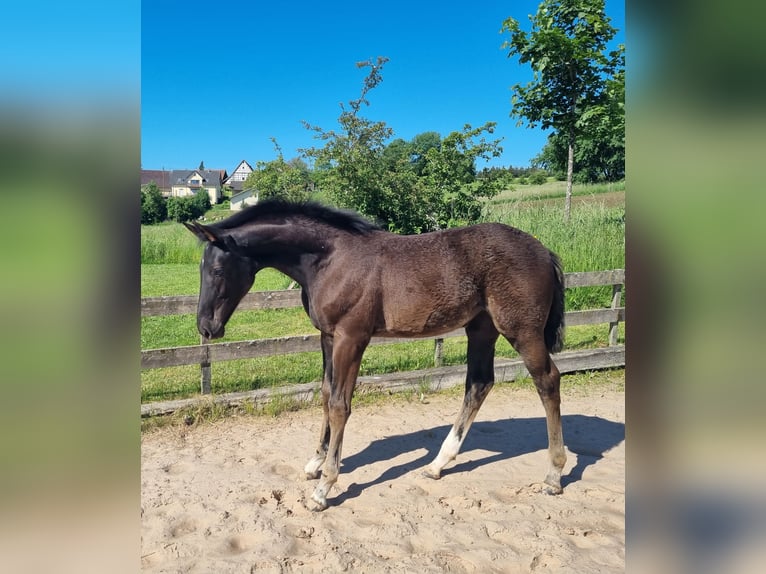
[408, 131, 442, 176]
[380, 132, 441, 177]
[421, 124, 503, 228]
[532, 63, 624, 182]
[578, 63, 624, 181]
[140, 182, 167, 224]
[302, 58, 502, 233]
[244, 138, 312, 202]
[380, 137, 411, 172]
[478, 165, 546, 189]
[302, 57, 394, 221]
[502, 0, 624, 220]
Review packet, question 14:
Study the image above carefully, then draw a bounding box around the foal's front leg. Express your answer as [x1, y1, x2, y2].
[305, 333, 333, 479]
[310, 332, 368, 510]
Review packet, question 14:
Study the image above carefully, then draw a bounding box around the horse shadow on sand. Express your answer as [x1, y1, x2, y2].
[333, 414, 624, 506]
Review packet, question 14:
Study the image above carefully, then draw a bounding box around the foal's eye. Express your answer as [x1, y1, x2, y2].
[212, 268, 224, 278]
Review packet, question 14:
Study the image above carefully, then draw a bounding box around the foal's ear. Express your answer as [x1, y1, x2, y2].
[183, 221, 221, 244]
[182, 221, 244, 254]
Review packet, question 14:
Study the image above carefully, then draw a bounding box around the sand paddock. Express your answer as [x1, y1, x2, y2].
[142, 379, 624, 573]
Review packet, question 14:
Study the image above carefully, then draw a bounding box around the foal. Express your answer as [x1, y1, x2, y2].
[185, 199, 566, 510]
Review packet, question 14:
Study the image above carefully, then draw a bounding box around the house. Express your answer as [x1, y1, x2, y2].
[231, 188, 259, 211]
[223, 160, 254, 192]
[168, 169, 226, 204]
[141, 169, 172, 196]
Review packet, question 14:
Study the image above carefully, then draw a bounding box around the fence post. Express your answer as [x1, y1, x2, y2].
[434, 338, 444, 367]
[608, 283, 622, 346]
[200, 336, 211, 394]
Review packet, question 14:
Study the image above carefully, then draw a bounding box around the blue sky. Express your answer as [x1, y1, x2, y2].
[141, 0, 624, 173]
[1, 2, 139, 107]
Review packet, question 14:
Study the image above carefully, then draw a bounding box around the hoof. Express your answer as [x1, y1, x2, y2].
[422, 468, 441, 480]
[304, 458, 324, 480]
[543, 478, 563, 495]
[304, 454, 326, 480]
[310, 491, 328, 511]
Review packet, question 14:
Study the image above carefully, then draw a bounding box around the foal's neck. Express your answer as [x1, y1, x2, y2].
[244, 219, 345, 288]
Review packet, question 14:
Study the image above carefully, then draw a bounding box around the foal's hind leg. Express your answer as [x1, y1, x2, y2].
[305, 332, 333, 479]
[425, 313, 499, 479]
[515, 332, 566, 494]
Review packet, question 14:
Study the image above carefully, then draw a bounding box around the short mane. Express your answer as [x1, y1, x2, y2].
[211, 199, 381, 235]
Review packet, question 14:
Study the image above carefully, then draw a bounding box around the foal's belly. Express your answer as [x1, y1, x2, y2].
[376, 300, 481, 338]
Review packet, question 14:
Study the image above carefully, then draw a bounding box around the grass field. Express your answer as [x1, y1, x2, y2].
[489, 179, 624, 205]
[141, 264, 293, 297]
[141, 181, 625, 403]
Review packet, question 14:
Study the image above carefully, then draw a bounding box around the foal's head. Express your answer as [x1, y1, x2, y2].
[184, 221, 258, 339]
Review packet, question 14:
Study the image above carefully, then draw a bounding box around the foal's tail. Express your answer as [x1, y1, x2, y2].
[545, 251, 565, 354]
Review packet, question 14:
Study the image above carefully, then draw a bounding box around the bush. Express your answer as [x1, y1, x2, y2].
[191, 189, 211, 213]
[529, 171, 548, 185]
[166, 197, 193, 222]
[167, 191, 210, 222]
[141, 183, 167, 224]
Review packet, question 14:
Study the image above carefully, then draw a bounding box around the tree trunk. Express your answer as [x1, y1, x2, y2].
[565, 132, 574, 222]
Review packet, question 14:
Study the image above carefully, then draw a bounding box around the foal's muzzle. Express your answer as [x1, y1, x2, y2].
[198, 319, 225, 340]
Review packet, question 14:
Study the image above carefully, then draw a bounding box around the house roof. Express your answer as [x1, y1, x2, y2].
[231, 188, 257, 202]
[169, 169, 225, 187]
[231, 159, 254, 173]
[141, 169, 171, 189]
[223, 160, 254, 187]
[142, 167, 230, 190]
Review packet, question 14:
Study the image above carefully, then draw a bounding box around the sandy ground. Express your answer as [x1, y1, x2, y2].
[141, 383, 625, 573]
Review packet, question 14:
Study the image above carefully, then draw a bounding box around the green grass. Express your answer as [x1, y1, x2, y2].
[141, 185, 625, 404]
[487, 186, 624, 271]
[141, 222, 200, 264]
[489, 179, 625, 205]
[141, 216, 297, 295]
[142, 265, 294, 297]
[141, 307, 312, 349]
[487, 198, 624, 310]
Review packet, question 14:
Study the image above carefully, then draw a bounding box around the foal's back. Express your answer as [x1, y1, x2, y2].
[348, 223, 556, 338]
[375, 222, 553, 288]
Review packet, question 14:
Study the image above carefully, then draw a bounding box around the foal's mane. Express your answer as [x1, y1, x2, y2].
[211, 199, 381, 235]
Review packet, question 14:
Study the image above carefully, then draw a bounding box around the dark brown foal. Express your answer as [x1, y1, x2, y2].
[185, 199, 566, 509]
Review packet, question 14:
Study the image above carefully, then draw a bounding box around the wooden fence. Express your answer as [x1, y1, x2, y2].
[141, 269, 624, 416]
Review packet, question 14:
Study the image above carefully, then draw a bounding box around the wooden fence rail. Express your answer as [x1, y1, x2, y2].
[141, 269, 625, 318]
[141, 269, 624, 409]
